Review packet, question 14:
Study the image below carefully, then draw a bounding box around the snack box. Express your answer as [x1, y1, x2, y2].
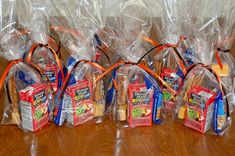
[66, 80, 94, 126]
[184, 86, 216, 133]
[19, 83, 49, 132]
[128, 83, 153, 127]
[161, 68, 183, 93]
[161, 68, 183, 111]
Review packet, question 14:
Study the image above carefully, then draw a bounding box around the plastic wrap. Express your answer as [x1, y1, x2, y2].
[0, 0, 51, 132]
[212, 0, 235, 113]
[103, 0, 169, 128]
[175, 0, 232, 135]
[49, 0, 108, 126]
[146, 0, 188, 116]
[19, 0, 66, 95]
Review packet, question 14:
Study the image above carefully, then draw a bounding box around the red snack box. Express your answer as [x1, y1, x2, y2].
[161, 69, 183, 111]
[184, 86, 216, 133]
[19, 83, 49, 132]
[66, 80, 94, 126]
[128, 83, 153, 127]
[44, 64, 59, 91]
[161, 68, 183, 93]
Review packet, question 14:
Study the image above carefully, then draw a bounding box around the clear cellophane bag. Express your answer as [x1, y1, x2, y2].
[175, 0, 232, 135]
[48, 0, 107, 126]
[148, 0, 188, 116]
[104, 0, 165, 128]
[212, 0, 235, 113]
[0, 0, 51, 132]
[18, 0, 65, 95]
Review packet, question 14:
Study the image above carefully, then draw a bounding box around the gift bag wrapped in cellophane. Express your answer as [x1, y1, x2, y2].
[18, 0, 66, 96]
[175, 0, 232, 135]
[0, 0, 53, 132]
[212, 0, 235, 113]
[49, 0, 109, 127]
[146, 0, 189, 116]
[102, 0, 176, 128]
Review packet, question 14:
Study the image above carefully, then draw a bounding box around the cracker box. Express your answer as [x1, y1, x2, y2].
[184, 86, 216, 133]
[19, 83, 49, 132]
[44, 64, 59, 91]
[128, 83, 153, 127]
[66, 80, 94, 126]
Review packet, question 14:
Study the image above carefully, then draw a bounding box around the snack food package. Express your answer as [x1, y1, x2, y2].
[212, 0, 235, 113]
[175, 0, 232, 135]
[103, 0, 168, 127]
[0, 0, 52, 132]
[49, 0, 107, 126]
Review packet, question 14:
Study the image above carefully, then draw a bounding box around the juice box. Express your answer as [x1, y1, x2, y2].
[128, 83, 153, 127]
[161, 68, 183, 92]
[184, 86, 216, 133]
[44, 64, 59, 91]
[19, 83, 49, 132]
[66, 80, 94, 126]
[161, 68, 183, 111]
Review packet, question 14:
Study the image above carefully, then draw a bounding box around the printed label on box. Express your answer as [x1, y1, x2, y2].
[67, 80, 94, 126]
[43, 64, 59, 91]
[128, 83, 153, 127]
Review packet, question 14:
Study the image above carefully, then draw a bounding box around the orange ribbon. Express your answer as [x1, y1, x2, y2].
[94, 60, 177, 96]
[26, 44, 65, 93]
[214, 48, 223, 70]
[0, 59, 54, 93]
[54, 60, 117, 116]
[0, 59, 23, 90]
[143, 36, 187, 75]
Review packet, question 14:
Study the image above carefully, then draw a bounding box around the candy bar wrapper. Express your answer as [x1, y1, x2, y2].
[176, 65, 231, 135]
[55, 62, 105, 126]
[1, 62, 51, 132]
[110, 65, 163, 128]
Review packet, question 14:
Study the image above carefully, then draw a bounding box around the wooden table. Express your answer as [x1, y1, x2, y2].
[0, 78, 235, 156]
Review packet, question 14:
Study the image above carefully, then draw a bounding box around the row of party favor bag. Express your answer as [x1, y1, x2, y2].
[0, 0, 234, 136]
